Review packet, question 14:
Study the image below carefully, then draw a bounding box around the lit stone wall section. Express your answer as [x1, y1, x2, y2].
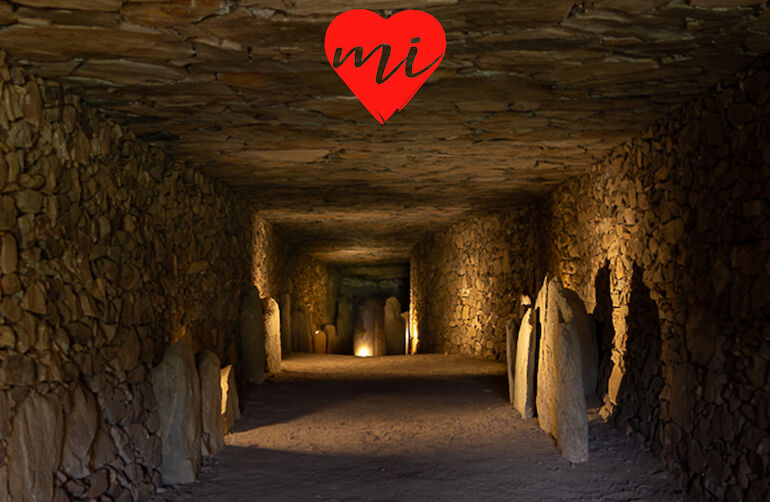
[251, 216, 289, 300]
[544, 59, 770, 500]
[411, 209, 541, 360]
[0, 55, 252, 500]
[287, 252, 340, 332]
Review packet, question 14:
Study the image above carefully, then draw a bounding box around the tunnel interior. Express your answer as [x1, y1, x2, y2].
[0, 2, 768, 502]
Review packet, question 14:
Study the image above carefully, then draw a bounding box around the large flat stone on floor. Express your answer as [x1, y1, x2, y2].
[263, 297, 282, 375]
[535, 275, 589, 464]
[198, 350, 224, 457]
[239, 285, 265, 384]
[152, 338, 202, 484]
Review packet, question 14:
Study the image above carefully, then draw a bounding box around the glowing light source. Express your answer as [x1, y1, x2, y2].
[355, 345, 372, 357]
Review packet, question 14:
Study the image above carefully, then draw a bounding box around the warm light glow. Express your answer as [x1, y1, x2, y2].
[355, 345, 372, 357]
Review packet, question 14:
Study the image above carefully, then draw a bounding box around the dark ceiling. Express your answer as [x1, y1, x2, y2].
[1, 0, 768, 263]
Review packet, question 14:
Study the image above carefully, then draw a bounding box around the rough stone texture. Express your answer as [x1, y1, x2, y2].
[354, 298, 386, 357]
[219, 365, 240, 436]
[0, 55, 249, 500]
[335, 296, 354, 354]
[534, 276, 589, 464]
[6, 391, 63, 502]
[505, 317, 516, 405]
[291, 310, 310, 353]
[279, 293, 292, 356]
[60, 382, 99, 477]
[197, 350, 224, 457]
[251, 217, 290, 300]
[151, 338, 202, 485]
[411, 209, 541, 360]
[288, 253, 339, 329]
[239, 286, 266, 384]
[384, 296, 406, 355]
[563, 288, 599, 396]
[1, 2, 769, 264]
[263, 297, 281, 375]
[544, 58, 770, 499]
[512, 307, 536, 419]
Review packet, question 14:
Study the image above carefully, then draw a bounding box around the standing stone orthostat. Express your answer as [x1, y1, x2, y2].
[563, 289, 599, 396]
[151, 338, 202, 484]
[535, 275, 589, 463]
[198, 350, 224, 457]
[263, 297, 282, 374]
[220, 365, 240, 435]
[513, 303, 537, 419]
[239, 285, 266, 384]
[384, 296, 406, 355]
[280, 293, 292, 355]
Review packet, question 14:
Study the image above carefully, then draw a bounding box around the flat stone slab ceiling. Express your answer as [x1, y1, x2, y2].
[1, 0, 768, 263]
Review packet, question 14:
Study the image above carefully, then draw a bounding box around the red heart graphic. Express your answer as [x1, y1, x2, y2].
[324, 9, 446, 124]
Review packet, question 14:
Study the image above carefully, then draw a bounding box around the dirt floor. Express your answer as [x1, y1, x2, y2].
[149, 354, 692, 502]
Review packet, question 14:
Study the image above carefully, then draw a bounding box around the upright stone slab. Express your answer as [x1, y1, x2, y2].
[384, 296, 406, 355]
[239, 285, 265, 384]
[220, 365, 240, 435]
[7, 391, 64, 502]
[263, 297, 282, 374]
[280, 293, 292, 355]
[373, 300, 386, 356]
[198, 350, 224, 457]
[335, 296, 353, 353]
[563, 289, 599, 396]
[354, 298, 386, 356]
[513, 308, 537, 418]
[535, 276, 589, 463]
[61, 382, 99, 477]
[323, 324, 339, 353]
[506, 318, 516, 405]
[312, 329, 327, 353]
[151, 338, 202, 484]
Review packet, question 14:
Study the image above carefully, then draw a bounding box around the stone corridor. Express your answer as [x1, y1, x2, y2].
[0, 1, 768, 501]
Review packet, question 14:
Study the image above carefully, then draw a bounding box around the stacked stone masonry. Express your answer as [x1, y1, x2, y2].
[410, 209, 541, 360]
[0, 54, 254, 501]
[544, 58, 770, 501]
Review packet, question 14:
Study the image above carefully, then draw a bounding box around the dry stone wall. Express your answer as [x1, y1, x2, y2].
[410, 210, 540, 360]
[544, 59, 770, 501]
[287, 252, 339, 333]
[0, 55, 252, 500]
[251, 215, 289, 300]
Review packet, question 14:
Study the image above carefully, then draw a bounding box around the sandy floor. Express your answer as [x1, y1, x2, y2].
[150, 354, 692, 502]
